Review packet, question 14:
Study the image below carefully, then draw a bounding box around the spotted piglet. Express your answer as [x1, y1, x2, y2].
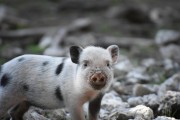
[0, 45, 119, 120]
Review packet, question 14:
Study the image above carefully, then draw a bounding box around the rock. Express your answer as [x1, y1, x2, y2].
[129, 105, 154, 120]
[150, 8, 180, 26]
[116, 112, 133, 120]
[106, 6, 122, 19]
[106, 6, 151, 24]
[102, 101, 153, 120]
[113, 56, 134, 79]
[101, 91, 129, 109]
[163, 59, 175, 70]
[142, 58, 156, 68]
[159, 44, 180, 62]
[24, 107, 69, 120]
[158, 91, 180, 119]
[126, 67, 151, 84]
[158, 73, 180, 97]
[112, 82, 132, 95]
[128, 94, 159, 110]
[108, 105, 154, 120]
[28, 112, 50, 120]
[42, 109, 70, 120]
[154, 116, 177, 120]
[100, 91, 130, 119]
[24, 107, 50, 120]
[155, 30, 180, 45]
[133, 84, 155, 96]
[114, 58, 134, 73]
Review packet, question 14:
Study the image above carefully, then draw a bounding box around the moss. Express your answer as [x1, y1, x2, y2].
[26, 44, 44, 54]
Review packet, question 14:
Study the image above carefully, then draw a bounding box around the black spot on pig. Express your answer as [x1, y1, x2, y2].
[0, 73, 11, 87]
[23, 84, 29, 91]
[55, 62, 64, 75]
[55, 86, 63, 101]
[42, 61, 49, 66]
[18, 57, 25, 62]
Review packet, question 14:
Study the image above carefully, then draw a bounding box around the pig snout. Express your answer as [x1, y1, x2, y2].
[89, 73, 107, 90]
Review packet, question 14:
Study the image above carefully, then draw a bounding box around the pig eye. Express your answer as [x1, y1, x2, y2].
[82, 60, 89, 68]
[106, 61, 111, 67]
[83, 63, 88, 67]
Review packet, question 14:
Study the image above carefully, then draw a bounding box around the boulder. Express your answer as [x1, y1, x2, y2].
[24, 107, 69, 120]
[129, 105, 154, 120]
[128, 94, 159, 110]
[112, 82, 133, 95]
[159, 44, 180, 62]
[158, 91, 180, 119]
[133, 84, 155, 96]
[126, 67, 151, 84]
[155, 30, 180, 45]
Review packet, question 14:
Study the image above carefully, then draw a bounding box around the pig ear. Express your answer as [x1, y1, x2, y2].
[70, 46, 83, 64]
[107, 45, 119, 64]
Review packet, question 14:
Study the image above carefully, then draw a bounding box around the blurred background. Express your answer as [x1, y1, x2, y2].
[0, 0, 180, 63]
[0, 0, 180, 119]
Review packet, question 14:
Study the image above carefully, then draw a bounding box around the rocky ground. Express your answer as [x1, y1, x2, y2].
[0, 0, 180, 120]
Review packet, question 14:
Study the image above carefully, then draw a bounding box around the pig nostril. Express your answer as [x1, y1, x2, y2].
[92, 77, 97, 82]
[100, 78, 104, 83]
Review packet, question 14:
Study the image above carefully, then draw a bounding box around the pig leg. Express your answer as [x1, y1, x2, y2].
[88, 93, 104, 120]
[9, 101, 31, 120]
[69, 106, 85, 120]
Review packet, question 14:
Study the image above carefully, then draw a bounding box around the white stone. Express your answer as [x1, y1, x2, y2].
[129, 105, 154, 120]
[114, 58, 134, 72]
[128, 94, 159, 108]
[126, 67, 151, 83]
[154, 116, 177, 120]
